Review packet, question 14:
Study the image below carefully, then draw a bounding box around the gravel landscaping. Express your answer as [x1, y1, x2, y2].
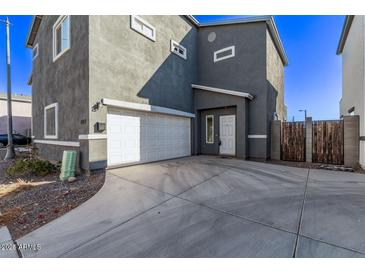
[249, 158, 365, 173]
[0, 153, 105, 240]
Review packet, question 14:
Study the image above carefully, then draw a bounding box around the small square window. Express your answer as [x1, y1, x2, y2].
[130, 15, 156, 41]
[206, 115, 214, 144]
[171, 40, 187, 60]
[44, 103, 58, 139]
[53, 16, 70, 61]
[32, 44, 39, 60]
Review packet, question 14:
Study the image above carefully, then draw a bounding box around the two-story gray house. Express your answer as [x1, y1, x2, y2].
[26, 15, 288, 171]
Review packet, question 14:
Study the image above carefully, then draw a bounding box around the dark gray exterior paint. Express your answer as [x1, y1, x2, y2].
[31, 15, 89, 169]
[29, 16, 286, 170]
[197, 21, 285, 159]
[194, 89, 248, 159]
[199, 107, 236, 156]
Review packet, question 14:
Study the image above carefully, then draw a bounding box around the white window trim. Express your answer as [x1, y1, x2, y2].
[206, 115, 214, 144]
[170, 39, 187, 60]
[34, 139, 79, 147]
[53, 15, 71, 62]
[130, 15, 156, 42]
[214, 46, 235, 63]
[44, 102, 58, 139]
[32, 43, 39, 60]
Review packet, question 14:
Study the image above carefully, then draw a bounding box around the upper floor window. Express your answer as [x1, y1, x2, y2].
[214, 45, 235, 63]
[171, 40, 187, 60]
[32, 43, 39, 60]
[130, 15, 156, 41]
[53, 15, 70, 61]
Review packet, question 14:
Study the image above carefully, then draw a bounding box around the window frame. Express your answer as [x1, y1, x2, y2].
[32, 43, 39, 61]
[52, 15, 71, 62]
[214, 45, 235, 63]
[205, 115, 214, 144]
[170, 39, 187, 60]
[130, 15, 156, 42]
[44, 102, 59, 139]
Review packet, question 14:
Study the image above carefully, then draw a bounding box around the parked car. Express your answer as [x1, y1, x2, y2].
[0, 134, 31, 147]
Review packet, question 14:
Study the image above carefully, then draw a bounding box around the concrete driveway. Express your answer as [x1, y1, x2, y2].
[13, 156, 365, 257]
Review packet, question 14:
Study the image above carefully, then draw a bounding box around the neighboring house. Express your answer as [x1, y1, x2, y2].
[0, 93, 32, 136]
[26, 15, 288, 171]
[337, 15, 364, 168]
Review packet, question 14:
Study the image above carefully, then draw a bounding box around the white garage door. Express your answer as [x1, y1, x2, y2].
[107, 108, 191, 166]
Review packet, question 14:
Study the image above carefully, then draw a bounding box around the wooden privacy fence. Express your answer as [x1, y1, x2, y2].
[281, 122, 305, 162]
[312, 120, 344, 165]
[271, 116, 359, 167]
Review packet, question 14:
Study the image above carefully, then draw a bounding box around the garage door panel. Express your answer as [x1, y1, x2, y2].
[107, 109, 191, 166]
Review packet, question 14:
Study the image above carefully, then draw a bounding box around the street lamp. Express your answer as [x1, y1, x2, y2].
[1, 17, 15, 160]
[298, 109, 307, 121]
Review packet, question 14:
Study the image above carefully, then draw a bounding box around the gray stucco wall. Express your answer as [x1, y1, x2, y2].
[31, 15, 90, 169]
[87, 15, 198, 167]
[193, 89, 248, 158]
[197, 22, 279, 159]
[340, 16, 365, 167]
[266, 29, 285, 121]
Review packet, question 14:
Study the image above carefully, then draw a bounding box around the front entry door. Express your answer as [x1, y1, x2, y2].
[219, 115, 236, 156]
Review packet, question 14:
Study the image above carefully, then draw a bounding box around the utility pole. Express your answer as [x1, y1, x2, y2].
[2, 17, 15, 160]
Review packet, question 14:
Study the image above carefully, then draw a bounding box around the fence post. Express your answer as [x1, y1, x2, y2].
[344, 115, 359, 167]
[271, 120, 281, 160]
[305, 117, 312, 163]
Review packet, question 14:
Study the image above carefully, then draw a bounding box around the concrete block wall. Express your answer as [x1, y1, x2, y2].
[305, 117, 312, 163]
[343, 115, 360, 168]
[270, 120, 281, 160]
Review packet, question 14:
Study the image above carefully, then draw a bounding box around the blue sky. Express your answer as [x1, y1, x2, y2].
[0, 15, 345, 120]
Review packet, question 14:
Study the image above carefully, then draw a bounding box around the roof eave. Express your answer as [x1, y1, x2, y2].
[336, 15, 355, 55]
[25, 15, 43, 48]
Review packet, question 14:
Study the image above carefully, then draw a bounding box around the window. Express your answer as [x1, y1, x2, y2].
[130, 15, 156, 41]
[53, 15, 70, 61]
[206, 115, 214, 144]
[32, 44, 39, 60]
[44, 103, 58, 139]
[214, 46, 235, 62]
[171, 40, 187, 60]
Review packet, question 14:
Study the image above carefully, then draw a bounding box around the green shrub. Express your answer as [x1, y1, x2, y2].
[6, 159, 58, 177]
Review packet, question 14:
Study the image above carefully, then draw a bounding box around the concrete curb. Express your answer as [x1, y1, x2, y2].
[0, 226, 19, 258]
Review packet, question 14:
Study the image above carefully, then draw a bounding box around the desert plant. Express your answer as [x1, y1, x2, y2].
[6, 158, 58, 177]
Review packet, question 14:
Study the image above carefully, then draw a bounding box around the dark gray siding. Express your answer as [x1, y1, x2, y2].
[197, 22, 271, 158]
[193, 89, 248, 158]
[31, 16, 89, 168]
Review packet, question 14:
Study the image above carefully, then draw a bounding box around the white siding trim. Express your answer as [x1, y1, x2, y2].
[101, 98, 195, 118]
[34, 139, 80, 147]
[32, 43, 39, 60]
[248, 135, 267, 139]
[44, 102, 58, 139]
[52, 15, 71, 62]
[79, 134, 107, 140]
[171, 39, 187, 60]
[205, 115, 214, 144]
[192, 84, 254, 100]
[130, 15, 156, 41]
[214, 46, 235, 62]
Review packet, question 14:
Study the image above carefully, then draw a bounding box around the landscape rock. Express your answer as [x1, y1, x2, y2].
[67, 177, 77, 183]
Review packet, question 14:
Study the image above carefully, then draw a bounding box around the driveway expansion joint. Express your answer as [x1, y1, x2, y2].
[298, 234, 365, 256]
[293, 168, 310, 257]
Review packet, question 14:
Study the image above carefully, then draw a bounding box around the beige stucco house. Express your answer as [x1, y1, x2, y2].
[0, 93, 32, 136]
[337, 15, 365, 168]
